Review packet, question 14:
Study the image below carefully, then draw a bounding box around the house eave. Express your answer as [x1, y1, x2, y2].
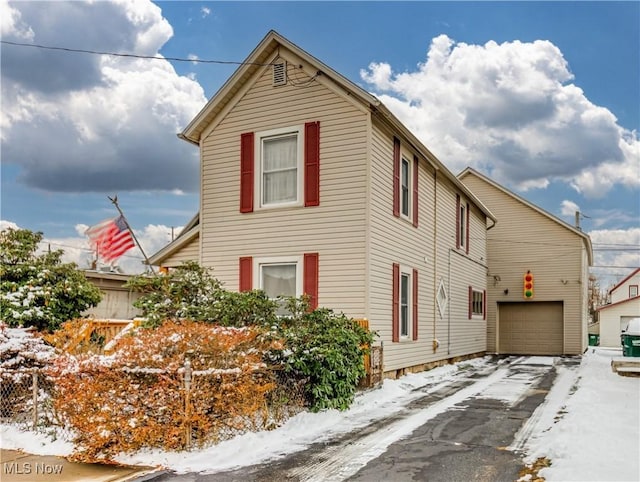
[458, 167, 594, 265]
[147, 225, 200, 266]
[596, 295, 640, 311]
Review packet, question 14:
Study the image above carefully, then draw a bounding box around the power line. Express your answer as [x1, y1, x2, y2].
[0, 40, 275, 66]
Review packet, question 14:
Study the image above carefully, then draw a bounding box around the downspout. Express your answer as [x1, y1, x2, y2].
[448, 248, 452, 356]
[433, 168, 438, 353]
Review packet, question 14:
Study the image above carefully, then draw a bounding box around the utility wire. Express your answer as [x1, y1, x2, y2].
[0, 40, 275, 66]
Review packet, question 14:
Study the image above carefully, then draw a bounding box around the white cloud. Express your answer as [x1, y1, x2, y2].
[0, 0, 33, 40]
[1, 1, 207, 193]
[0, 220, 19, 231]
[360, 35, 640, 198]
[2, 219, 179, 275]
[560, 200, 580, 217]
[201, 6, 211, 18]
[588, 227, 640, 290]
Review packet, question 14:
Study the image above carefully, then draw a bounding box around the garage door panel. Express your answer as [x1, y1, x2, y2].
[498, 301, 564, 355]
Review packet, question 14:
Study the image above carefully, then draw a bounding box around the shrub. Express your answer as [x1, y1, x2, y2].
[273, 299, 375, 412]
[47, 320, 289, 462]
[127, 263, 376, 412]
[0, 228, 102, 331]
[126, 262, 279, 327]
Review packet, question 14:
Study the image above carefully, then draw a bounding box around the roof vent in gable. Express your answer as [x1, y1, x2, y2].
[272, 61, 287, 86]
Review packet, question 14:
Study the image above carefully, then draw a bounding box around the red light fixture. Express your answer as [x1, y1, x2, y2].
[523, 271, 534, 299]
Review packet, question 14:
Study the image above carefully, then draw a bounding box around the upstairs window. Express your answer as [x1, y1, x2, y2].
[262, 131, 300, 206]
[240, 122, 320, 213]
[459, 203, 466, 248]
[401, 158, 410, 218]
[456, 194, 470, 253]
[393, 137, 419, 227]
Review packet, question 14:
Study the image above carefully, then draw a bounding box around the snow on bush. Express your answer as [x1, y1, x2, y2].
[47, 320, 291, 462]
[0, 321, 56, 371]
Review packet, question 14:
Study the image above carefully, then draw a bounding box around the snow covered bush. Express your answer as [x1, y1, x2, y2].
[48, 320, 286, 462]
[126, 262, 280, 327]
[0, 228, 102, 331]
[0, 322, 56, 370]
[0, 322, 57, 421]
[127, 263, 376, 413]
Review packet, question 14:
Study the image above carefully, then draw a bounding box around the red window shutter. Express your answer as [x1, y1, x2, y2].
[412, 268, 418, 340]
[393, 137, 400, 217]
[392, 263, 400, 342]
[466, 202, 470, 254]
[468, 285, 473, 320]
[304, 122, 320, 207]
[240, 132, 254, 213]
[239, 257, 253, 292]
[456, 194, 461, 249]
[483, 289, 487, 320]
[303, 252, 319, 310]
[412, 155, 419, 227]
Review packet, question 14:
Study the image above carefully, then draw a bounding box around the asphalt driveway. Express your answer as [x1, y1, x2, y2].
[145, 355, 579, 482]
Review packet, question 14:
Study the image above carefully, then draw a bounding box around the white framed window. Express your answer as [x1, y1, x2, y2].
[471, 289, 484, 318]
[401, 157, 411, 219]
[254, 256, 303, 315]
[459, 203, 466, 248]
[630, 285, 639, 298]
[255, 126, 304, 209]
[400, 271, 411, 337]
[394, 266, 414, 339]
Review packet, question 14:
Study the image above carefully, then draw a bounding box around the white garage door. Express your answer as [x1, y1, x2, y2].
[498, 301, 564, 355]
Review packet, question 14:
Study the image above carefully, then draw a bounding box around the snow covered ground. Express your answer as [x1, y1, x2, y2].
[1, 347, 638, 481]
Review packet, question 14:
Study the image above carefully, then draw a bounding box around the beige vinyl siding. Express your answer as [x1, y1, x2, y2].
[461, 173, 586, 355]
[160, 235, 200, 268]
[367, 123, 487, 372]
[199, 51, 368, 316]
[434, 177, 488, 359]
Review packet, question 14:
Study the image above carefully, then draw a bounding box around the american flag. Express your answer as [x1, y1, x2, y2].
[86, 215, 135, 263]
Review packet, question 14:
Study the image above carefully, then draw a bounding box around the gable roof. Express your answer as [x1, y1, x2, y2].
[147, 213, 200, 266]
[458, 167, 593, 265]
[179, 30, 496, 225]
[609, 267, 640, 294]
[597, 294, 640, 311]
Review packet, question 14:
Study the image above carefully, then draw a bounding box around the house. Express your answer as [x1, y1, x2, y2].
[147, 213, 200, 269]
[458, 168, 593, 356]
[149, 30, 497, 377]
[83, 270, 141, 320]
[598, 268, 640, 347]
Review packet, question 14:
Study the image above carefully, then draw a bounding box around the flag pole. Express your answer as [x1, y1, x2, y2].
[108, 195, 156, 274]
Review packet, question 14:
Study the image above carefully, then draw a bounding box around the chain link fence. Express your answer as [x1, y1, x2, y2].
[0, 369, 72, 441]
[1, 350, 374, 453]
[0, 363, 308, 453]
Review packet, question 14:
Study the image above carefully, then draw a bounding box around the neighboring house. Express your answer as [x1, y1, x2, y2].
[148, 213, 200, 269]
[598, 268, 640, 347]
[83, 271, 141, 320]
[149, 30, 497, 377]
[458, 168, 593, 356]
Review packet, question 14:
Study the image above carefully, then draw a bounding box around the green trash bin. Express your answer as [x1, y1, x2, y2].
[621, 318, 640, 357]
[588, 334, 600, 346]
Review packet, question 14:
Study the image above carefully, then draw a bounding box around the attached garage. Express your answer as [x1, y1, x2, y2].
[498, 301, 564, 355]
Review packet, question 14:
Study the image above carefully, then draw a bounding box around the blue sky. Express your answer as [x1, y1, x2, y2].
[1, 1, 638, 287]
